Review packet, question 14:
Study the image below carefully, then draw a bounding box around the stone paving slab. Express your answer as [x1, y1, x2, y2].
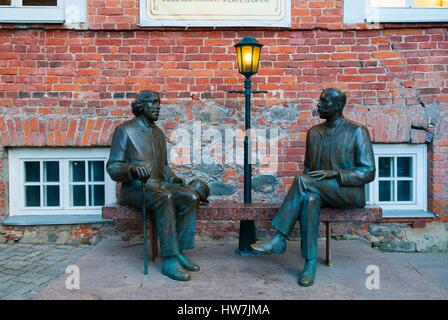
[0, 243, 91, 300]
[34, 239, 448, 300]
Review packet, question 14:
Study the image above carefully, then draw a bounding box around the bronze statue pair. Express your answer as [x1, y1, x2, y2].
[106, 89, 375, 286]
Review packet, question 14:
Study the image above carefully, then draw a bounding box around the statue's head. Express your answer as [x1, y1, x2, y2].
[131, 91, 161, 121]
[317, 88, 347, 120]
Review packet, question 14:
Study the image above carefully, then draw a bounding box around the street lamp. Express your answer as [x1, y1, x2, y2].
[234, 36, 263, 78]
[228, 36, 267, 255]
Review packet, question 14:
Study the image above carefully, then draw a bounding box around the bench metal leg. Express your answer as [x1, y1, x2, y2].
[142, 183, 149, 275]
[150, 218, 159, 262]
[325, 221, 332, 267]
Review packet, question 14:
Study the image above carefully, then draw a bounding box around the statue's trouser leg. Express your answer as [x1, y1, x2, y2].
[272, 175, 308, 236]
[146, 187, 180, 258]
[299, 193, 321, 260]
[120, 184, 187, 258]
[273, 173, 366, 259]
[160, 183, 199, 252]
[272, 174, 321, 259]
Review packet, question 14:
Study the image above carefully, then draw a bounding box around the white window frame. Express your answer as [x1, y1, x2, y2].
[0, 0, 64, 23]
[344, 0, 448, 23]
[8, 148, 116, 216]
[366, 144, 427, 211]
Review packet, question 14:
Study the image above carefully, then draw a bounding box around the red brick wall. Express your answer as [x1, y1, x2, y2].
[86, 0, 347, 30]
[0, 1, 447, 218]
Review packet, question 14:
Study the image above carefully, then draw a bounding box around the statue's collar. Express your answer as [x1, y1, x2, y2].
[137, 116, 156, 129]
[324, 116, 344, 129]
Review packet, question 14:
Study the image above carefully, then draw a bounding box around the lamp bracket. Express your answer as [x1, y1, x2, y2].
[225, 90, 268, 95]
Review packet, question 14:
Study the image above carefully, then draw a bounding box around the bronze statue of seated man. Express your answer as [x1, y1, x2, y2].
[106, 90, 209, 281]
[251, 88, 376, 287]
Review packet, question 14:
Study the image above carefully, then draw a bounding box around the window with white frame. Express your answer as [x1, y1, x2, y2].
[9, 148, 116, 216]
[0, 0, 64, 23]
[344, 0, 448, 23]
[365, 144, 427, 212]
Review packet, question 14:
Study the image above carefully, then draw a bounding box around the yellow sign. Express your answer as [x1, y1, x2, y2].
[141, 0, 291, 27]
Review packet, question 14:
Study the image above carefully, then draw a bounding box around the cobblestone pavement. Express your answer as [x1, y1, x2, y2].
[0, 243, 91, 300]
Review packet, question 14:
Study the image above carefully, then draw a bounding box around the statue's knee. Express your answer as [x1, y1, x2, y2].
[304, 193, 321, 206]
[158, 191, 172, 202]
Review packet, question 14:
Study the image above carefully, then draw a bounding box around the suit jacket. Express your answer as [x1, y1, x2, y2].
[106, 116, 179, 201]
[304, 117, 375, 188]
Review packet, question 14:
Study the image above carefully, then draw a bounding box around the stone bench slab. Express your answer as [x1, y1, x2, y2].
[102, 201, 382, 223]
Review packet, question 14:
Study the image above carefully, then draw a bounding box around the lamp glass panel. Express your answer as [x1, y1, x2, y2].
[236, 47, 243, 73]
[241, 46, 253, 73]
[251, 46, 261, 74]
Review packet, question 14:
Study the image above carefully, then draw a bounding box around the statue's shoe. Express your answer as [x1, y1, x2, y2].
[162, 257, 191, 281]
[176, 253, 200, 272]
[297, 259, 317, 287]
[250, 234, 286, 255]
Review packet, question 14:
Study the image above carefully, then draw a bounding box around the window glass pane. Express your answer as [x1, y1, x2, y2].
[25, 161, 40, 182]
[25, 186, 40, 207]
[88, 161, 105, 182]
[371, 0, 407, 7]
[89, 185, 105, 206]
[379, 181, 393, 201]
[70, 161, 85, 182]
[22, 0, 58, 6]
[365, 183, 370, 201]
[397, 181, 413, 201]
[44, 161, 59, 182]
[397, 157, 413, 178]
[379, 157, 394, 177]
[44, 185, 60, 207]
[71, 185, 86, 206]
[0, 0, 11, 5]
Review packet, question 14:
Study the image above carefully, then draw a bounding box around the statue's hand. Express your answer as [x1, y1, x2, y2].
[130, 165, 151, 182]
[307, 170, 338, 181]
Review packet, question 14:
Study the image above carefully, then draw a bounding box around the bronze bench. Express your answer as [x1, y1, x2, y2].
[102, 201, 382, 266]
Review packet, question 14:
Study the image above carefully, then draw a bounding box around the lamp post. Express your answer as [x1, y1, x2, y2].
[228, 36, 267, 255]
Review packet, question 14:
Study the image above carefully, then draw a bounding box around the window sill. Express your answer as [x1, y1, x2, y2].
[382, 210, 435, 219]
[366, 8, 448, 23]
[0, 7, 65, 24]
[2, 215, 114, 226]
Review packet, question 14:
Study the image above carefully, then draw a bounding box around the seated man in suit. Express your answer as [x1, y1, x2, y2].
[251, 88, 375, 287]
[106, 90, 201, 281]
